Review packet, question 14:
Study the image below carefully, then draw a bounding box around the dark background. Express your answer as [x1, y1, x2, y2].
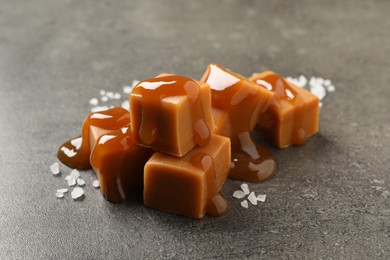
[1, 0, 390, 259]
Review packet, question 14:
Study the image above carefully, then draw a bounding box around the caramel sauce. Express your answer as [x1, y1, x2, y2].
[57, 107, 130, 170]
[190, 153, 228, 217]
[201, 64, 276, 182]
[255, 73, 307, 145]
[132, 76, 211, 147]
[90, 125, 154, 203]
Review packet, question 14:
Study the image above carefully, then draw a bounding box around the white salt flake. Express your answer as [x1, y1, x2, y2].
[70, 137, 82, 150]
[71, 187, 84, 200]
[113, 93, 121, 99]
[57, 188, 68, 193]
[248, 192, 258, 205]
[298, 75, 307, 87]
[233, 190, 246, 199]
[70, 169, 80, 180]
[101, 96, 108, 102]
[327, 85, 335, 92]
[123, 86, 133, 94]
[106, 91, 114, 99]
[67, 178, 76, 186]
[91, 106, 108, 113]
[257, 194, 266, 202]
[60, 147, 77, 157]
[77, 178, 85, 186]
[50, 162, 60, 175]
[99, 90, 106, 96]
[92, 180, 100, 188]
[89, 98, 99, 106]
[324, 79, 331, 86]
[121, 100, 130, 110]
[55, 192, 65, 198]
[310, 83, 326, 100]
[241, 183, 250, 195]
[241, 200, 249, 209]
[64, 175, 73, 181]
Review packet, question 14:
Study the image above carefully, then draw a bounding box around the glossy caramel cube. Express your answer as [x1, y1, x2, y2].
[90, 126, 154, 203]
[211, 107, 232, 137]
[249, 71, 319, 149]
[144, 134, 230, 218]
[130, 75, 214, 157]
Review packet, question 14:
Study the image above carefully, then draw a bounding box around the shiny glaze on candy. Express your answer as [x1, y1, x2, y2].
[131, 75, 211, 147]
[57, 107, 130, 170]
[201, 64, 276, 183]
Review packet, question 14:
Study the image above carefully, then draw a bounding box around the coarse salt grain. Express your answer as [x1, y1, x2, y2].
[233, 190, 246, 199]
[70, 137, 82, 150]
[123, 86, 133, 94]
[64, 175, 73, 181]
[92, 180, 100, 188]
[240, 200, 249, 209]
[60, 147, 76, 157]
[101, 96, 109, 102]
[113, 93, 121, 99]
[106, 91, 114, 99]
[70, 169, 80, 180]
[55, 192, 65, 198]
[89, 98, 99, 106]
[67, 178, 76, 186]
[71, 187, 84, 200]
[257, 194, 266, 202]
[57, 188, 68, 193]
[247, 192, 258, 205]
[77, 178, 85, 186]
[50, 162, 60, 175]
[327, 85, 335, 92]
[99, 90, 106, 96]
[240, 183, 250, 195]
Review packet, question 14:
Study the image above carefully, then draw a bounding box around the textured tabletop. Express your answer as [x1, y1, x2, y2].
[1, 0, 390, 259]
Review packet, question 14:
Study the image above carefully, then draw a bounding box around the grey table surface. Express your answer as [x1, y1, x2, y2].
[1, 0, 390, 259]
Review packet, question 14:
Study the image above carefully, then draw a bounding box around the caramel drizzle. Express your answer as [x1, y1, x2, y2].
[132, 76, 210, 147]
[57, 107, 130, 170]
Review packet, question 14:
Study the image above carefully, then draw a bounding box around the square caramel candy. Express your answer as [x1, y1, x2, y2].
[144, 134, 230, 219]
[90, 126, 154, 203]
[249, 71, 319, 149]
[200, 64, 274, 133]
[211, 107, 232, 137]
[130, 75, 214, 157]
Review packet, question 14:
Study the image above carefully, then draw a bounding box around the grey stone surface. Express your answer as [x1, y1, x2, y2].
[1, 0, 390, 259]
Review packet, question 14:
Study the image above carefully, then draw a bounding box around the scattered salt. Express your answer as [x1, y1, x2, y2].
[91, 106, 108, 113]
[70, 169, 80, 180]
[241, 183, 250, 195]
[57, 188, 68, 193]
[257, 194, 266, 202]
[89, 98, 99, 106]
[55, 192, 65, 198]
[310, 83, 326, 100]
[71, 187, 84, 200]
[67, 178, 76, 186]
[60, 147, 77, 157]
[92, 180, 100, 188]
[64, 175, 73, 181]
[113, 93, 121, 99]
[50, 162, 60, 175]
[70, 137, 82, 150]
[327, 85, 335, 92]
[240, 200, 249, 209]
[248, 192, 258, 205]
[99, 90, 106, 96]
[233, 190, 246, 199]
[101, 96, 109, 102]
[106, 91, 114, 99]
[123, 86, 133, 94]
[77, 178, 85, 186]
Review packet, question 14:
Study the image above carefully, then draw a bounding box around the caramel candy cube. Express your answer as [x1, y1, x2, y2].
[144, 134, 230, 219]
[249, 71, 319, 149]
[211, 107, 232, 137]
[90, 126, 154, 203]
[130, 75, 214, 157]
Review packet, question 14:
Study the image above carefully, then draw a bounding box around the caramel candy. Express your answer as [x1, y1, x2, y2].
[90, 126, 154, 203]
[200, 64, 276, 182]
[130, 75, 214, 157]
[144, 134, 230, 218]
[249, 71, 319, 149]
[58, 107, 130, 170]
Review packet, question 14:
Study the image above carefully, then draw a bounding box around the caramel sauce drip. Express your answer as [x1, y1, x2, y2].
[57, 107, 130, 170]
[132, 76, 211, 147]
[257, 74, 307, 145]
[190, 153, 228, 217]
[202, 64, 276, 182]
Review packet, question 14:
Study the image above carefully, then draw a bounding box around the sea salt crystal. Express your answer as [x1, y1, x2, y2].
[57, 188, 68, 193]
[77, 178, 85, 186]
[99, 90, 106, 96]
[71, 187, 84, 200]
[64, 175, 73, 181]
[241, 183, 250, 195]
[324, 79, 331, 86]
[70, 169, 80, 180]
[50, 162, 60, 175]
[70, 137, 82, 150]
[55, 192, 65, 198]
[298, 75, 307, 87]
[257, 194, 266, 202]
[241, 200, 249, 209]
[92, 180, 100, 188]
[67, 178, 76, 186]
[310, 83, 326, 100]
[106, 91, 114, 99]
[113, 93, 121, 99]
[89, 98, 99, 106]
[327, 85, 335, 92]
[101, 96, 108, 102]
[248, 192, 258, 205]
[123, 86, 133, 94]
[91, 106, 108, 113]
[60, 147, 77, 157]
[233, 190, 246, 199]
